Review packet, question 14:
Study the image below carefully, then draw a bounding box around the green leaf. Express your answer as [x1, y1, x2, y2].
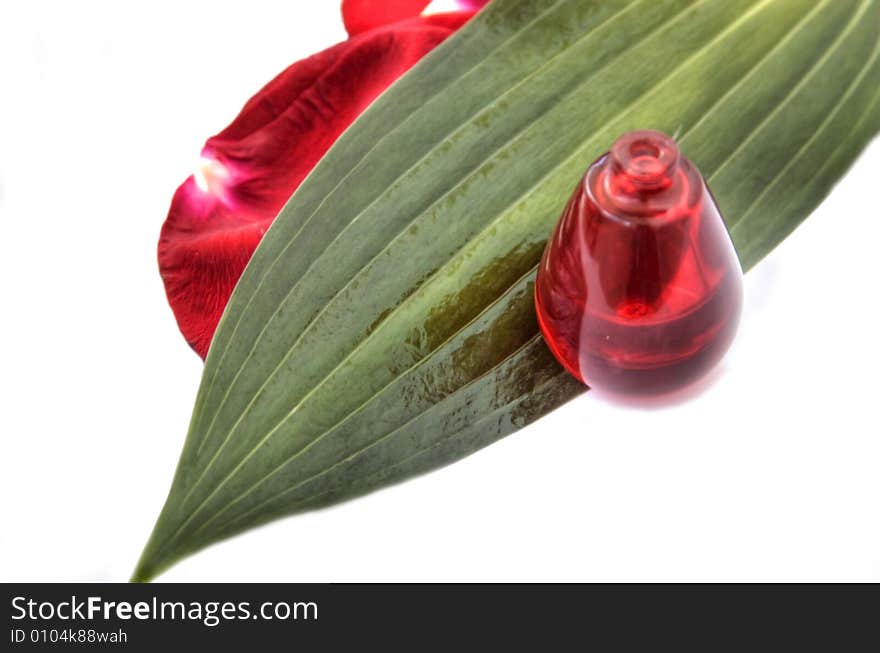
[133, 0, 880, 581]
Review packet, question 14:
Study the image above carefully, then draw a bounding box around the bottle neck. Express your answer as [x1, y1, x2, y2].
[599, 130, 684, 217]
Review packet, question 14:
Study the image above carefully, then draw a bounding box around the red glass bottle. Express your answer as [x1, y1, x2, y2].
[535, 130, 742, 397]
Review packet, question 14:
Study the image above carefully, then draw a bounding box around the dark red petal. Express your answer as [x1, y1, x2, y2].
[342, 0, 431, 36]
[158, 15, 472, 358]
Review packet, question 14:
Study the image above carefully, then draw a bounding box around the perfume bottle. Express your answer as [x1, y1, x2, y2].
[535, 130, 742, 396]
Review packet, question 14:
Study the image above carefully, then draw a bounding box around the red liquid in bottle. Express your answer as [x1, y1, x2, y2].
[535, 130, 742, 396]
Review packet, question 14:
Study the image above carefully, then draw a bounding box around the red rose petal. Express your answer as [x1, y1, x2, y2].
[342, 0, 491, 36]
[342, 0, 432, 36]
[158, 14, 473, 358]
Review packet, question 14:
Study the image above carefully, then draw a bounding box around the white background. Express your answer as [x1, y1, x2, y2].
[1, 1, 878, 583]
